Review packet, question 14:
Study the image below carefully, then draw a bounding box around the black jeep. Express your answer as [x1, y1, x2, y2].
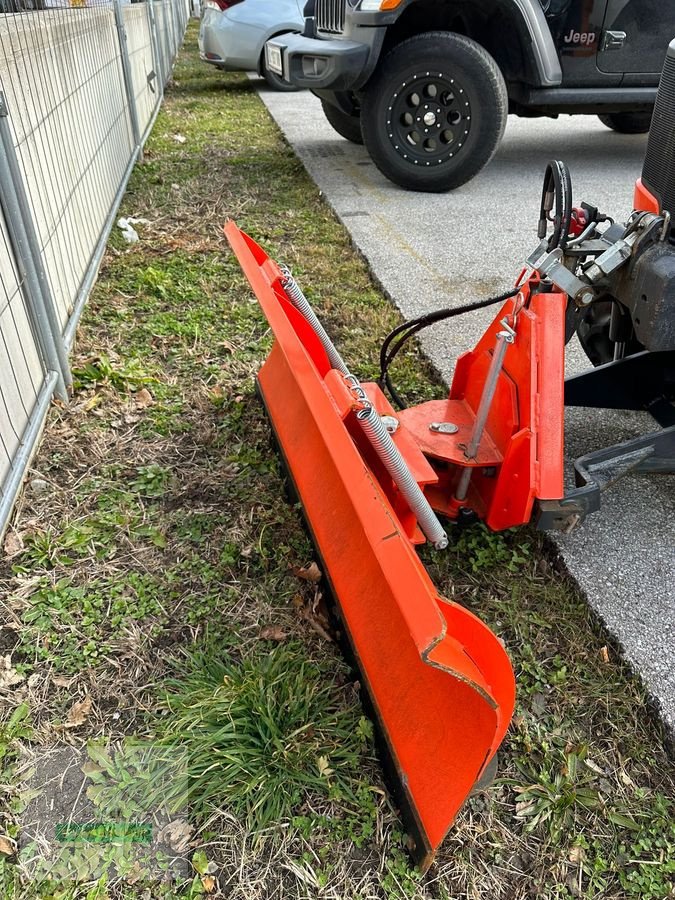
[265, 0, 675, 192]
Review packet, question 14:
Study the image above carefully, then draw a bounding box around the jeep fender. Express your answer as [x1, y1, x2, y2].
[508, 0, 562, 86]
[371, 0, 562, 88]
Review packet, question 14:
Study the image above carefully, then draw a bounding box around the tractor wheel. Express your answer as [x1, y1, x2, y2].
[321, 100, 364, 144]
[598, 111, 652, 134]
[360, 32, 507, 192]
[576, 300, 644, 366]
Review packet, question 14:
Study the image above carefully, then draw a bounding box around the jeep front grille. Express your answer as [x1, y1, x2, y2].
[316, 0, 346, 34]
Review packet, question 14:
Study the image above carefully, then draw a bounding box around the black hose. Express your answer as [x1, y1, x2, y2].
[538, 159, 573, 251]
[379, 161, 570, 410]
[378, 288, 519, 409]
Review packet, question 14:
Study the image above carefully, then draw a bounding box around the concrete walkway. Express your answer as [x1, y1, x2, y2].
[254, 81, 675, 737]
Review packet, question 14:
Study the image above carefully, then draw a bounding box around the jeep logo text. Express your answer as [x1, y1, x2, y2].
[564, 30, 597, 45]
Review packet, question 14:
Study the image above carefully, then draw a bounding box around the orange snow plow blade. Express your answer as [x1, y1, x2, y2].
[225, 222, 516, 870]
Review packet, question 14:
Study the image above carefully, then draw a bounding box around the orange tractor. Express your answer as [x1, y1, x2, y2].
[226, 40, 675, 870]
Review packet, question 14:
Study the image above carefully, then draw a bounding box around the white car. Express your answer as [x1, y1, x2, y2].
[199, 0, 304, 91]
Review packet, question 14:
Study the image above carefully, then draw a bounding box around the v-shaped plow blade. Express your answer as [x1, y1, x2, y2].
[225, 222, 515, 870]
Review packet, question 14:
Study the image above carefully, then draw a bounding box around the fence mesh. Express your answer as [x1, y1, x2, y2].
[0, 213, 47, 475]
[0, 0, 189, 536]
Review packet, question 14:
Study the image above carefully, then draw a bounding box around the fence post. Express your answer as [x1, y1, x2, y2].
[154, 1, 167, 87]
[113, 0, 142, 152]
[0, 93, 70, 402]
[170, 0, 180, 59]
[146, 0, 165, 109]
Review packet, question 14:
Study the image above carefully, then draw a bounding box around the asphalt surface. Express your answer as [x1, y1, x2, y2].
[254, 80, 675, 737]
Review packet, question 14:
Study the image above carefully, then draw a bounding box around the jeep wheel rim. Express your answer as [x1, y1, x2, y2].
[386, 72, 472, 167]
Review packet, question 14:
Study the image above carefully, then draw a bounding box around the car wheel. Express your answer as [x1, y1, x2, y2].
[598, 111, 652, 134]
[262, 59, 302, 93]
[361, 32, 507, 192]
[321, 100, 364, 144]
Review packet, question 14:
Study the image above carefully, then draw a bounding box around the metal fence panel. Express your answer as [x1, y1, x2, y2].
[0, 205, 57, 527]
[155, 0, 175, 87]
[0, 0, 188, 538]
[0, 9, 135, 332]
[123, 4, 160, 140]
[0, 213, 46, 470]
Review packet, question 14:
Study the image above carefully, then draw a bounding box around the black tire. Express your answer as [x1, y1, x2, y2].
[361, 32, 507, 193]
[576, 299, 644, 366]
[598, 111, 652, 134]
[321, 100, 364, 145]
[261, 52, 302, 93]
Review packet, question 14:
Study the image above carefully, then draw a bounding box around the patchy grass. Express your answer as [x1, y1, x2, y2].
[149, 645, 375, 828]
[0, 22, 673, 900]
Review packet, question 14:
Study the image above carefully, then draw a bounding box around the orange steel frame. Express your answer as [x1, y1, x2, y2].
[397, 283, 566, 531]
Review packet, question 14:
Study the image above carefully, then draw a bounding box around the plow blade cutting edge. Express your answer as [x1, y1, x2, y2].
[225, 222, 516, 870]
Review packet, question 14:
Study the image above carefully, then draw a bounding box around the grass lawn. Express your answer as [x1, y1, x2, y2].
[0, 22, 673, 900]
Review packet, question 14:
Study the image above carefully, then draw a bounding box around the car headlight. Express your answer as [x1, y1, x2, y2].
[359, 0, 404, 10]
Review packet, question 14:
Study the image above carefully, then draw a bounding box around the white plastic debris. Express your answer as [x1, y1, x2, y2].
[117, 216, 150, 244]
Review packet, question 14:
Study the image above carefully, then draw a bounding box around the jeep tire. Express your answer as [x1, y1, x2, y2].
[321, 100, 364, 145]
[361, 32, 507, 192]
[597, 111, 653, 134]
[262, 50, 302, 93]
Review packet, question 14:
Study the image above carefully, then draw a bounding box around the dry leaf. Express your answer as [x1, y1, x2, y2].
[202, 875, 217, 893]
[302, 611, 333, 643]
[52, 674, 75, 688]
[135, 388, 154, 408]
[82, 395, 101, 412]
[3, 531, 24, 556]
[0, 836, 14, 856]
[599, 645, 610, 664]
[515, 798, 536, 816]
[0, 656, 24, 689]
[619, 769, 635, 787]
[158, 819, 193, 853]
[317, 755, 334, 778]
[65, 695, 92, 728]
[297, 591, 333, 643]
[293, 562, 322, 583]
[568, 846, 585, 864]
[81, 760, 104, 779]
[531, 692, 547, 717]
[126, 860, 145, 884]
[310, 589, 324, 616]
[259, 626, 288, 642]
